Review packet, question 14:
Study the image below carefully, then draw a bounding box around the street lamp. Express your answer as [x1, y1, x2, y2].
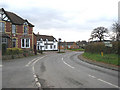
[58, 38, 61, 53]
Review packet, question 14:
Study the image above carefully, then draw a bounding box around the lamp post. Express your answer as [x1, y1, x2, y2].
[58, 38, 61, 53]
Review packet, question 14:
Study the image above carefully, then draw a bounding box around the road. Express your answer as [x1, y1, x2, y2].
[2, 51, 119, 89]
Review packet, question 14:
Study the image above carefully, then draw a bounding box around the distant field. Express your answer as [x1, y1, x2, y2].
[68, 48, 84, 51]
[83, 52, 119, 66]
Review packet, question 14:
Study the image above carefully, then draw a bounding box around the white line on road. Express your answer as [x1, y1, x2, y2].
[31, 55, 47, 88]
[32, 56, 46, 66]
[25, 57, 39, 67]
[88, 74, 119, 88]
[88, 74, 96, 79]
[62, 57, 75, 69]
[0, 65, 2, 67]
[25, 56, 45, 67]
[97, 79, 120, 88]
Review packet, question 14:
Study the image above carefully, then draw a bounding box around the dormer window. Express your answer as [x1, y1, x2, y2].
[46, 39, 48, 43]
[40, 38, 43, 43]
[24, 25, 28, 34]
[53, 39, 56, 42]
[12, 24, 16, 34]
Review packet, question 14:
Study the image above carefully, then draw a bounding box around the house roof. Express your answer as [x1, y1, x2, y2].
[36, 34, 57, 41]
[1, 8, 34, 27]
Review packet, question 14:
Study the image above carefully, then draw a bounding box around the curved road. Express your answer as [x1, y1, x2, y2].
[34, 51, 119, 88]
[2, 51, 119, 89]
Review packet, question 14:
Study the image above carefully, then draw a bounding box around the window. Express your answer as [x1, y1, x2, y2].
[24, 26, 28, 34]
[38, 46, 39, 50]
[21, 38, 30, 48]
[0, 22, 5, 33]
[12, 25, 16, 34]
[45, 45, 48, 49]
[50, 45, 52, 49]
[12, 39, 16, 47]
[54, 45, 56, 49]
[2, 38, 7, 43]
[40, 39, 43, 43]
[68, 45, 70, 48]
[26, 39, 29, 47]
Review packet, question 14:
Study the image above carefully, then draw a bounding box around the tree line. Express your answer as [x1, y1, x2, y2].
[89, 22, 120, 42]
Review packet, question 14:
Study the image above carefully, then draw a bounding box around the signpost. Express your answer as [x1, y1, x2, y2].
[104, 41, 112, 47]
[101, 41, 113, 56]
[58, 38, 61, 53]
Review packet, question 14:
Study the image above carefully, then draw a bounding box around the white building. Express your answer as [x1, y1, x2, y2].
[36, 34, 58, 51]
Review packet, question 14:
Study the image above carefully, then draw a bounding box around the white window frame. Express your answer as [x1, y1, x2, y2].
[2, 38, 7, 43]
[24, 25, 28, 34]
[21, 38, 30, 48]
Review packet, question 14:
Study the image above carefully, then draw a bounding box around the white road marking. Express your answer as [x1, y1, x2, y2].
[25, 57, 39, 67]
[0, 65, 2, 67]
[97, 79, 120, 88]
[31, 55, 47, 88]
[88, 74, 119, 88]
[88, 74, 96, 79]
[32, 56, 46, 66]
[62, 57, 75, 69]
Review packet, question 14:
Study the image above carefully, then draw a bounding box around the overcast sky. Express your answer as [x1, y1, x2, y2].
[0, 0, 119, 42]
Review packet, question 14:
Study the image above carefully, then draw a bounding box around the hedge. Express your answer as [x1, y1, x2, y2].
[6, 48, 23, 55]
[85, 41, 119, 54]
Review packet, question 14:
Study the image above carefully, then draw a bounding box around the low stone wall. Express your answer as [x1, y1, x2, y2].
[2, 53, 34, 60]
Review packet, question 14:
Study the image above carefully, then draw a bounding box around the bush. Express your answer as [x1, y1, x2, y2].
[85, 41, 119, 54]
[2, 44, 7, 55]
[22, 49, 33, 56]
[7, 48, 23, 55]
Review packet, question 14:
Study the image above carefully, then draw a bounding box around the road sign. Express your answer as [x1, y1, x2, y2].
[104, 41, 112, 47]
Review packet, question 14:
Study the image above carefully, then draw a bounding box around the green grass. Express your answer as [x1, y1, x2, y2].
[68, 48, 84, 51]
[83, 52, 119, 66]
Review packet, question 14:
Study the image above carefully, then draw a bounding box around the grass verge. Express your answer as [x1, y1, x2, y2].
[68, 48, 84, 51]
[83, 52, 119, 66]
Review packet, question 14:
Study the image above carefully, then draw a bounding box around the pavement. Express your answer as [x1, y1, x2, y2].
[78, 53, 119, 71]
[2, 51, 120, 89]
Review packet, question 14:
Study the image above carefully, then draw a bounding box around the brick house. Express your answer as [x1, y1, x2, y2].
[59, 42, 79, 49]
[0, 8, 36, 50]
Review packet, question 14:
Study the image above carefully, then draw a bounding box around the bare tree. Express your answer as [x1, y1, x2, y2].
[112, 22, 120, 41]
[90, 27, 109, 42]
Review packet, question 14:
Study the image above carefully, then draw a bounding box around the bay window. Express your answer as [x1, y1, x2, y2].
[21, 38, 30, 48]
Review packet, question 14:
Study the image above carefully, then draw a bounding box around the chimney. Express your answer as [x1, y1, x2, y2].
[37, 32, 39, 35]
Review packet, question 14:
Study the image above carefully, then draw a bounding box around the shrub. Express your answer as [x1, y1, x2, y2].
[85, 41, 119, 54]
[2, 44, 7, 55]
[7, 48, 23, 55]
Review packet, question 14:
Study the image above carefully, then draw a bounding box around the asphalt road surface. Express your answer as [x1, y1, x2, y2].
[2, 51, 119, 89]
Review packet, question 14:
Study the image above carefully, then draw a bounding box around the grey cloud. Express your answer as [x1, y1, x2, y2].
[0, 3, 9, 8]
